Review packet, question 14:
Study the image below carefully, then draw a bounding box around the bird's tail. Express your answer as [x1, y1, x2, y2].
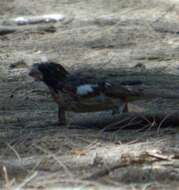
[103, 81, 143, 100]
[104, 80, 179, 101]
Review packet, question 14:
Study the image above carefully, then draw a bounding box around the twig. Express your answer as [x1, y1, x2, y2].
[157, 112, 177, 134]
[99, 116, 132, 132]
[146, 150, 173, 161]
[114, 117, 142, 132]
[6, 143, 21, 161]
[3, 166, 11, 190]
[34, 145, 73, 178]
[14, 171, 38, 190]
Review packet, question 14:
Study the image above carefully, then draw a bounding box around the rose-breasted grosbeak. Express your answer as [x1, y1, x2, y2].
[29, 62, 143, 125]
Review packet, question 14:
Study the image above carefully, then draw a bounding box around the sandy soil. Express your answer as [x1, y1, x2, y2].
[1, 0, 179, 189]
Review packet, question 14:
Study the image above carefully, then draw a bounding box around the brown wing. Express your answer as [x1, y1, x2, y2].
[104, 83, 144, 101]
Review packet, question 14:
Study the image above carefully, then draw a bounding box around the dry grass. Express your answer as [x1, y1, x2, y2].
[0, 121, 178, 189]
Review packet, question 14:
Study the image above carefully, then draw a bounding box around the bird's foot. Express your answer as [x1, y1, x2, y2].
[58, 107, 66, 126]
[58, 120, 66, 126]
[50, 120, 66, 126]
[112, 104, 128, 115]
[112, 107, 123, 115]
[112, 108, 120, 115]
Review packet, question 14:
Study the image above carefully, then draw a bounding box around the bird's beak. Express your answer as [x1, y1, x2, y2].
[29, 70, 43, 81]
[28, 70, 33, 77]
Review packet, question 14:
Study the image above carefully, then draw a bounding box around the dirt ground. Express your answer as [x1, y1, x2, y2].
[1, 0, 179, 189]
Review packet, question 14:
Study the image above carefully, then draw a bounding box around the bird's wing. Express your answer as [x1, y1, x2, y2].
[75, 83, 102, 97]
[103, 81, 144, 100]
[63, 74, 103, 98]
[64, 74, 144, 100]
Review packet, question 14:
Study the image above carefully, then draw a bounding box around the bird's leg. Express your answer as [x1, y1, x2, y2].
[122, 97, 128, 112]
[58, 105, 66, 125]
[112, 106, 120, 115]
[49, 89, 66, 125]
[112, 100, 124, 115]
[112, 97, 128, 115]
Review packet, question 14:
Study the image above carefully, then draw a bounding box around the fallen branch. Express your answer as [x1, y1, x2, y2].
[146, 150, 174, 161]
[83, 151, 172, 180]
[87, 111, 179, 131]
[13, 14, 65, 25]
[0, 144, 174, 179]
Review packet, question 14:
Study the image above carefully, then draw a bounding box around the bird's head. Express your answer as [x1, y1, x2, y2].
[29, 62, 69, 86]
[29, 63, 43, 81]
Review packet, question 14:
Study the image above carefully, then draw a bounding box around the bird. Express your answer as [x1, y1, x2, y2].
[29, 61, 144, 125]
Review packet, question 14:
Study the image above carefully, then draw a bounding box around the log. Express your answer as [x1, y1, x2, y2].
[71, 110, 179, 131]
[0, 147, 174, 180]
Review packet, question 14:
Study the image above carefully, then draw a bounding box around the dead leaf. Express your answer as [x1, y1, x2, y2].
[71, 149, 88, 156]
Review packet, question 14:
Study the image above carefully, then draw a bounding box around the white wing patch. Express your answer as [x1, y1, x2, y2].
[105, 82, 112, 87]
[77, 84, 98, 95]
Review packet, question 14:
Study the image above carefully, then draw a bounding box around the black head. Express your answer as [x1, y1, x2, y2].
[29, 63, 43, 81]
[29, 62, 69, 88]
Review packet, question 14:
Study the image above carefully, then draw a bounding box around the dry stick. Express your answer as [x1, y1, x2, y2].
[132, 113, 157, 133]
[111, 116, 144, 132]
[13, 15, 64, 25]
[142, 183, 154, 190]
[157, 112, 177, 134]
[86, 140, 99, 150]
[99, 116, 132, 132]
[74, 136, 95, 144]
[2, 168, 16, 190]
[133, 123, 151, 133]
[138, 113, 155, 126]
[115, 112, 179, 127]
[115, 118, 141, 132]
[6, 143, 21, 161]
[146, 151, 173, 161]
[3, 166, 11, 190]
[0, 156, 41, 175]
[14, 171, 38, 190]
[34, 145, 73, 178]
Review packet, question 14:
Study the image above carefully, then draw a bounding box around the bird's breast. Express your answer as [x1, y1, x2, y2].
[50, 88, 123, 113]
[69, 94, 123, 112]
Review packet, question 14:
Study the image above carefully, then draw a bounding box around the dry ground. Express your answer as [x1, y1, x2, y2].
[1, 0, 179, 189]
